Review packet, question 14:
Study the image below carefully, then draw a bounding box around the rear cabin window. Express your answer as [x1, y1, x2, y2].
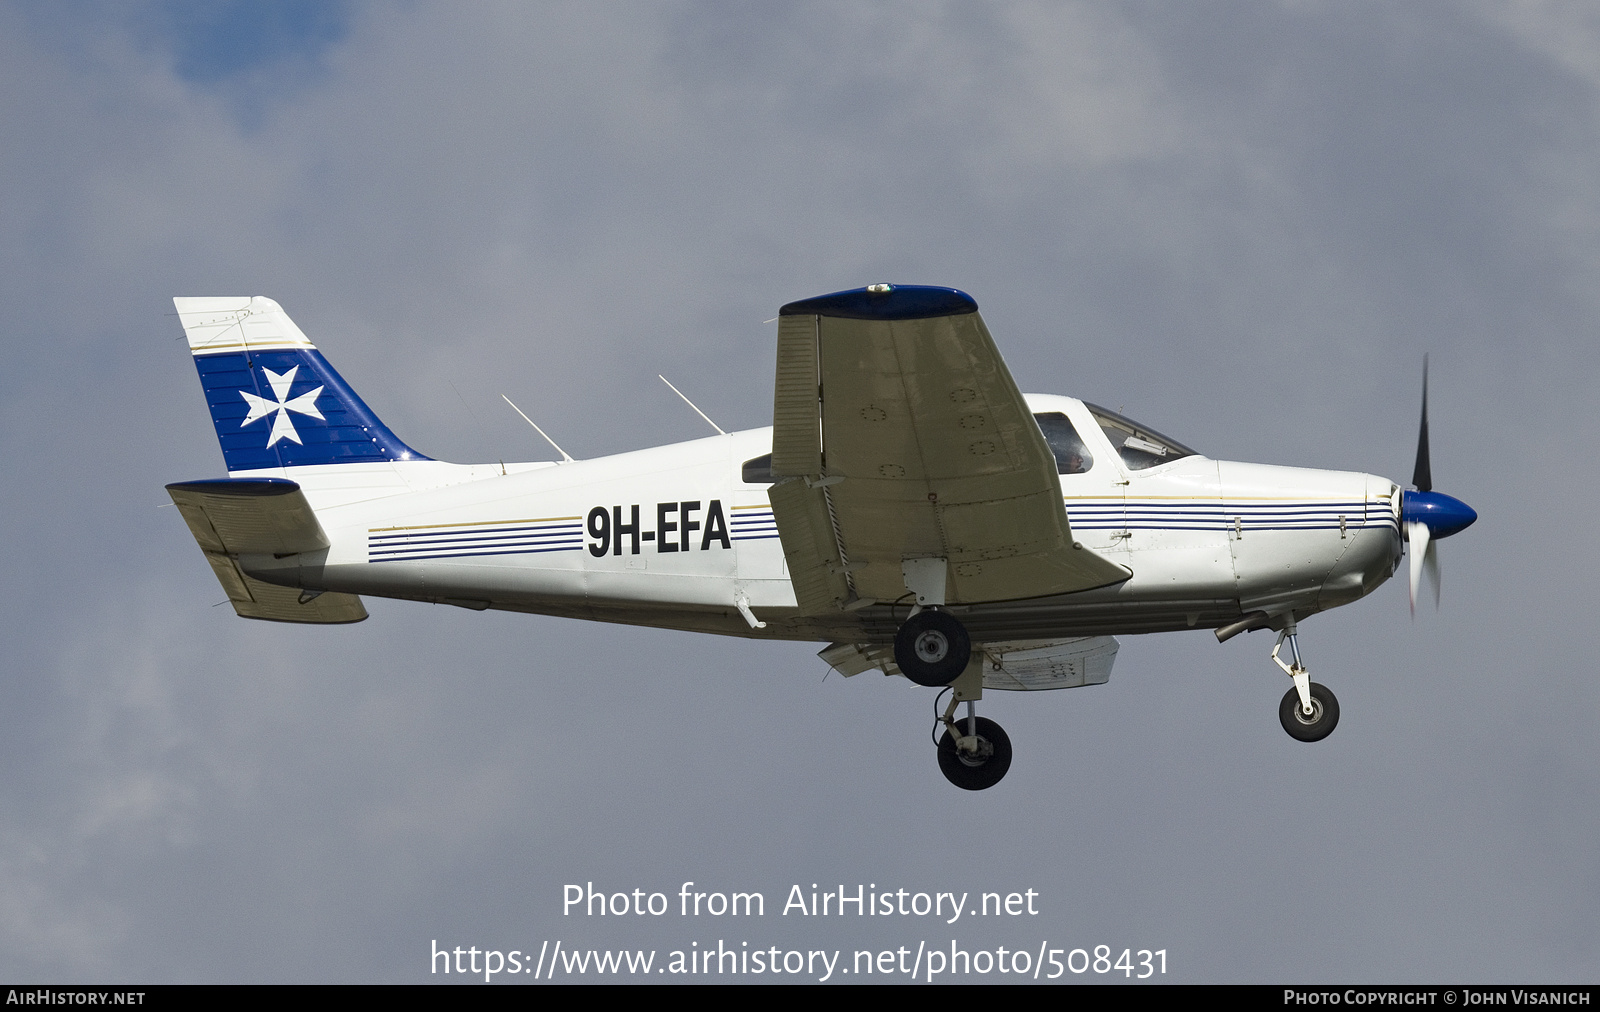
[1032, 413, 1094, 474]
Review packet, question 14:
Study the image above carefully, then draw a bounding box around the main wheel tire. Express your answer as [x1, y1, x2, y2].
[894, 610, 972, 687]
[1279, 682, 1340, 742]
[937, 716, 1013, 791]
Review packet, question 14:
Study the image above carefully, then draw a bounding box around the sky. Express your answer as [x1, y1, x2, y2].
[1, 0, 1597, 984]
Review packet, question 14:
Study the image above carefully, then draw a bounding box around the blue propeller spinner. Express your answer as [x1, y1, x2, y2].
[1398, 357, 1477, 613]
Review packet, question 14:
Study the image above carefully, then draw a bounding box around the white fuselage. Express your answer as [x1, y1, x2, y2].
[235, 394, 1403, 645]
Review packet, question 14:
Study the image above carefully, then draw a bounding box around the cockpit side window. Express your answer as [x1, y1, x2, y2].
[741, 453, 775, 484]
[1085, 403, 1198, 471]
[1032, 413, 1094, 474]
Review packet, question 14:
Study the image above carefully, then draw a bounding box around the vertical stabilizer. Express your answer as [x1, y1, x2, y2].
[175, 297, 429, 473]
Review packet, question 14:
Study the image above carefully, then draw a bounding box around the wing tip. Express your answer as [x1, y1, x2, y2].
[779, 284, 978, 321]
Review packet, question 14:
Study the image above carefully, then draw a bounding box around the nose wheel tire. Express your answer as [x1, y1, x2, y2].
[1278, 682, 1340, 742]
[937, 716, 1012, 790]
[894, 609, 972, 687]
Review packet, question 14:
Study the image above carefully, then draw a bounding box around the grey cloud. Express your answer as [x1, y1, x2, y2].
[0, 0, 1594, 980]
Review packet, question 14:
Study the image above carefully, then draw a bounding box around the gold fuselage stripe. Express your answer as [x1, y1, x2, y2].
[370, 516, 581, 533]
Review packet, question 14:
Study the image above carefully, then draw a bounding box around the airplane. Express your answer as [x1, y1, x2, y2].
[165, 285, 1477, 791]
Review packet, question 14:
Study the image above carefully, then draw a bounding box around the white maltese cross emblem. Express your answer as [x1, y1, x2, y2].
[240, 365, 326, 448]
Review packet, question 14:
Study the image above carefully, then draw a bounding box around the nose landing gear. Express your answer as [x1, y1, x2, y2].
[1279, 682, 1339, 742]
[1271, 621, 1339, 742]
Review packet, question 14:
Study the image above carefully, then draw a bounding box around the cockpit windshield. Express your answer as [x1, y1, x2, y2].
[1085, 403, 1198, 471]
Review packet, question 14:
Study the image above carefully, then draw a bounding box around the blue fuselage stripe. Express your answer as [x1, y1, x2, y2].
[371, 544, 584, 562]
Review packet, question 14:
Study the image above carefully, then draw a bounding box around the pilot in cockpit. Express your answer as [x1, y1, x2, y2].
[1034, 412, 1093, 475]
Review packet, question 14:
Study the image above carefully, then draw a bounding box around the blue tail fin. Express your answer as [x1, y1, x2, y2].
[175, 297, 429, 472]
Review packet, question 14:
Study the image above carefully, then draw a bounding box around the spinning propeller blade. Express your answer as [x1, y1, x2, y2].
[1412, 355, 1431, 493]
[1399, 355, 1475, 616]
[1405, 520, 1439, 615]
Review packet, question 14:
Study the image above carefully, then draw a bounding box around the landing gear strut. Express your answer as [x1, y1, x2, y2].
[1271, 621, 1339, 742]
[892, 580, 1008, 789]
[919, 643, 1011, 791]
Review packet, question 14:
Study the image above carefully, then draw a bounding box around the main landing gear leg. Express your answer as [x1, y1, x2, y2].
[1272, 619, 1340, 743]
[933, 656, 1012, 790]
[893, 562, 1010, 789]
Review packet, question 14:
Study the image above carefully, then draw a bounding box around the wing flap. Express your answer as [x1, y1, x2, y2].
[768, 478, 851, 613]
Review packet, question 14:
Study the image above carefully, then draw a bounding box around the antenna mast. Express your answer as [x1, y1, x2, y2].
[658, 375, 726, 435]
[501, 394, 576, 462]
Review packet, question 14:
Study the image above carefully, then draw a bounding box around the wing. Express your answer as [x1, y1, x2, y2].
[167, 478, 367, 623]
[769, 285, 1128, 615]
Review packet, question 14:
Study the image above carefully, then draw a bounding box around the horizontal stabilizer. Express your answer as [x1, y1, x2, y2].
[167, 478, 330, 555]
[167, 477, 366, 624]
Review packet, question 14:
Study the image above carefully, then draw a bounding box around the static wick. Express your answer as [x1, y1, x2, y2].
[501, 394, 575, 462]
[659, 375, 726, 435]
